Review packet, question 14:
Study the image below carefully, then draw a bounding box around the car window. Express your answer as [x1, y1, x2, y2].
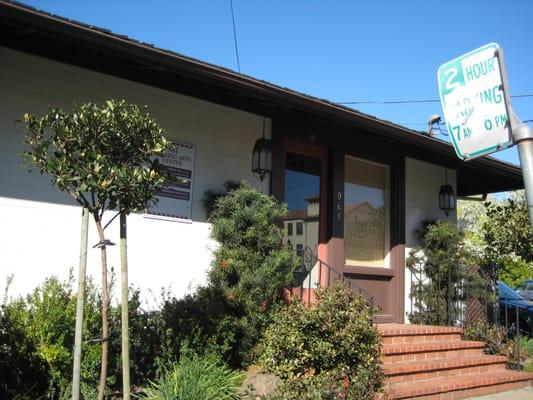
[517, 283, 527, 290]
[527, 282, 533, 290]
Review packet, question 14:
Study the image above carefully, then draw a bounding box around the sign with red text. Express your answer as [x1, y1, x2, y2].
[146, 141, 195, 222]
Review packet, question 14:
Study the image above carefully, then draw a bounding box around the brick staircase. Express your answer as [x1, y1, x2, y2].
[377, 324, 533, 399]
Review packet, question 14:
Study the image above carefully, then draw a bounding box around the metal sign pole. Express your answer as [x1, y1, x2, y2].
[496, 48, 533, 227]
[514, 126, 533, 226]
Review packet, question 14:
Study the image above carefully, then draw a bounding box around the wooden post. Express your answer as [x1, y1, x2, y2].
[120, 212, 130, 400]
[72, 207, 89, 400]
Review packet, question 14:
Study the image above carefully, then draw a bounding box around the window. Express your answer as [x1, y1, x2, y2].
[287, 222, 293, 236]
[296, 244, 303, 257]
[344, 156, 390, 268]
[296, 222, 303, 235]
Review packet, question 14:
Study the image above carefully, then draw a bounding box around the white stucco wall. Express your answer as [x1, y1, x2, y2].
[404, 157, 457, 321]
[0, 47, 269, 305]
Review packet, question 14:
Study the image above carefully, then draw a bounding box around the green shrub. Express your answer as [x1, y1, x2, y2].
[138, 355, 244, 400]
[256, 282, 382, 399]
[407, 221, 489, 326]
[464, 320, 508, 356]
[464, 320, 528, 369]
[201, 180, 243, 218]
[158, 285, 240, 366]
[497, 255, 533, 288]
[264, 369, 378, 400]
[0, 297, 50, 399]
[0, 275, 170, 399]
[1, 274, 102, 398]
[519, 336, 533, 357]
[197, 183, 298, 367]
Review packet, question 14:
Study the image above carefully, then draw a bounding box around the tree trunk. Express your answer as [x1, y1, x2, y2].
[119, 212, 131, 400]
[72, 207, 89, 400]
[95, 217, 110, 400]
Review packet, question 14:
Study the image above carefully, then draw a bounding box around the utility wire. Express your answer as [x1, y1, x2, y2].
[338, 93, 533, 105]
[229, 0, 241, 73]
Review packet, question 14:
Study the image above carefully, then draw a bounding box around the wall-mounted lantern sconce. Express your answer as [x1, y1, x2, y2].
[252, 117, 272, 182]
[439, 168, 456, 217]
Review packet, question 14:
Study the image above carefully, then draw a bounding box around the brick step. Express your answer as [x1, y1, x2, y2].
[377, 323, 463, 344]
[381, 340, 485, 363]
[385, 370, 533, 399]
[383, 355, 508, 383]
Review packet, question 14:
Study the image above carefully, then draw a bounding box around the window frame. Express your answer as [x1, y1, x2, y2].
[287, 222, 293, 236]
[296, 221, 303, 235]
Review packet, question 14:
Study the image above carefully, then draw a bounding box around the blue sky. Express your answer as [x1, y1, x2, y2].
[22, 0, 533, 166]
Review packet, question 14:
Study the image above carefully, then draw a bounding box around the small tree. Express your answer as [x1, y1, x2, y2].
[23, 100, 169, 399]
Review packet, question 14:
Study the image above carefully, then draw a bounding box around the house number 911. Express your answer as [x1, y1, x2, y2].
[337, 191, 342, 221]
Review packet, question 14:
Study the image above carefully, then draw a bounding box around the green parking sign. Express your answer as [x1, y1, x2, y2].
[437, 43, 513, 160]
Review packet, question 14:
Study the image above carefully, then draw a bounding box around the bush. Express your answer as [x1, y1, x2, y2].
[407, 221, 489, 325]
[201, 180, 243, 218]
[464, 320, 528, 369]
[158, 285, 240, 367]
[1, 274, 102, 398]
[496, 255, 533, 288]
[265, 370, 378, 400]
[201, 183, 298, 367]
[256, 282, 382, 399]
[138, 355, 244, 400]
[0, 275, 170, 399]
[0, 296, 50, 399]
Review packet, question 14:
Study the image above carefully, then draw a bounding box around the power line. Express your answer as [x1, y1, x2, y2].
[341, 99, 440, 105]
[338, 93, 533, 105]
[229, 0, 241, 73]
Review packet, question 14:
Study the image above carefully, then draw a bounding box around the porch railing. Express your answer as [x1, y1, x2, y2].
[408, 267, 530, 369]
[291, 246, 374, 309]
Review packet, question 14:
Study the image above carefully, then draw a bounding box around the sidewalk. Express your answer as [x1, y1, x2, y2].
[467, 386, 533, 399]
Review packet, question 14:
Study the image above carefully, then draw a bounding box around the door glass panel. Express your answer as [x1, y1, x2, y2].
[283, 152, 321, 258]
[344, 156, 390, 267]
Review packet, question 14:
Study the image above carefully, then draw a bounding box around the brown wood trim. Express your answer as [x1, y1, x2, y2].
[343, 265, 394, 277]
[373, 314, 394, 324]
[329, 149, 344, 239]
[270, 119, 285, 201]
[390, 154, 406, 323]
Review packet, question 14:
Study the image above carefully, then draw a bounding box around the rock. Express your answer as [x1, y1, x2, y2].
[239, 366, 281, 399]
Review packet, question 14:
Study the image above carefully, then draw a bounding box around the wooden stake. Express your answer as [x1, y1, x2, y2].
[72, 207, 89, 400]
[120, 212, 130, 400]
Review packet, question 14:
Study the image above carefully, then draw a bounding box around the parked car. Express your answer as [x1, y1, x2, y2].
[515, 279, 533, 301]
[498, 281, 533, 335]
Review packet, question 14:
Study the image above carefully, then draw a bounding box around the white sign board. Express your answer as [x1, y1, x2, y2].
[146, 141, 195, 222]
[438, 43, 512, 160]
